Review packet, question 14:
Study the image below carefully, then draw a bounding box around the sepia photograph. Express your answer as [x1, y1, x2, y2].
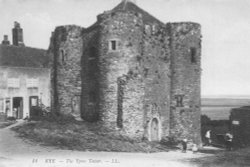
[0, 0, 250, 166]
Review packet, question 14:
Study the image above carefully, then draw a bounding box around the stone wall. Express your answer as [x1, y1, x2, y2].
[49, 25, 83, 118]
[0, 66, 50, 118]
[119, 74, 145, 139]
[167, 22, 202, 144]
[141, 24, 171, 141]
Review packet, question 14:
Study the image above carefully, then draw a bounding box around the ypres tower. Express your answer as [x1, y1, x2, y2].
[48, 0, 202, 144]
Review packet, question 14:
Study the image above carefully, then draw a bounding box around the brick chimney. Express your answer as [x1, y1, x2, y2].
[12, 21, 25, 46]
[1, 35, 10, 45]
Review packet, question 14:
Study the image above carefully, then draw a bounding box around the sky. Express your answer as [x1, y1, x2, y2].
[0, 0, 250, 97]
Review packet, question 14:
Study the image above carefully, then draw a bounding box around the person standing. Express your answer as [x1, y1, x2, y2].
[205, 130, 212, 146]
[225, 132, 233, 151]
[182, 138, 188, 153]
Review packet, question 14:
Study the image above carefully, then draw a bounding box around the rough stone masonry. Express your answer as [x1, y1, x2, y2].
[48, 1, 202, 144]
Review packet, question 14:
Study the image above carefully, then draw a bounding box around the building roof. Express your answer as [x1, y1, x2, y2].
[112, 1, 163, 25]
[0, 45, 49, 68]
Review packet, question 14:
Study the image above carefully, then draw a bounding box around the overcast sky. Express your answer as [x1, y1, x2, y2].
[0, 0, 250, 97]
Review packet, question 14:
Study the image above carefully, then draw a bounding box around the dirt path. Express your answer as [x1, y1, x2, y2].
[0, 123, 211, 167]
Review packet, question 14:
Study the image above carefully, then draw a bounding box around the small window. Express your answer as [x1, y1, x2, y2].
[144, 25, 151, 34]
[111, 40, 116, 50]
[175, 95, 184, 107]
[30, 96, 39, 107]
[8, 78, 20, 88]
[61, 50, 64, 62]
[190, 47, 197, 63]
[109, 40, 119, 51]
[27, 78, 39, 88]
[152, 25, 157, 34]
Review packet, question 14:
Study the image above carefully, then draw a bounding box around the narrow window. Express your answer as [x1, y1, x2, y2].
[111, 40, 117, 50]
[60, 49, 65, 64]
[175, 95, 184, 107]
[117, 77, 125, 128]
[190, 47, 197, 63]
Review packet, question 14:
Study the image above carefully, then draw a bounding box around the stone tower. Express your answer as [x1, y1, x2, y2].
[49, 1, 202, 143]
[49, 25, 83, 119]
[167, 22, 202, 144]
[12, 21, 25, 46]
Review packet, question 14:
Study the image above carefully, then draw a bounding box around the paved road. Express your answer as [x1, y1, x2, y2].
[0, 122, 209, 167]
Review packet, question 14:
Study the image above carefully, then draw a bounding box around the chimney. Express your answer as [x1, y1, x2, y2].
[12, 21, 25, 47]
[1, 35, 10, 45]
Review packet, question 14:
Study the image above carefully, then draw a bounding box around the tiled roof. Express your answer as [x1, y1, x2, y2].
[0, 45, 49, 68]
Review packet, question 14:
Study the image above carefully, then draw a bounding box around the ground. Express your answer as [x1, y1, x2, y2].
[1, 120, 250, 167]
[0, 120, 207, 167]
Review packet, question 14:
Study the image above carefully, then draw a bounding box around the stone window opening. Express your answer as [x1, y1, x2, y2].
[175, 95, 184, 107]
[59, 49, 66, 64]
[117, 77, 125, 128]
[110, 40, 117, 51]
[152, 25, 157, 34]
[190, 47, 197, 63]
[144, 25, 151, 34]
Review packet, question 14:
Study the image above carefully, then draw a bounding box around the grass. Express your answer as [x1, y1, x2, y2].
[12, 119, 172, 152]
[188, 147, 250, 167]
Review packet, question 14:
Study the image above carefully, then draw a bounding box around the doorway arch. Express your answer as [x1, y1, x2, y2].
[150, 118, 160, 141]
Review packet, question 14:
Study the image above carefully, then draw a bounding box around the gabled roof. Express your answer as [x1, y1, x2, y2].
[0, 45, 49, 68]
[112, 1, 163, 25]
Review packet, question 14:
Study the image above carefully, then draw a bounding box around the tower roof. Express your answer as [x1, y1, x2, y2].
[112, 0, 163, 25]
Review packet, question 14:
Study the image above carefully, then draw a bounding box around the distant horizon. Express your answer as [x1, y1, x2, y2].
[201, 94, 250, 99]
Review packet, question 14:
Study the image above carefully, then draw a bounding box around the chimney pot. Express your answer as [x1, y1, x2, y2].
[2, 35, 10, 45]
[12, 21, 25, 46]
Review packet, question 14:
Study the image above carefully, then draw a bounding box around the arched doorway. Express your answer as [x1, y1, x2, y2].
[151, 118, 159, 141]
[72, 95, 81, 119]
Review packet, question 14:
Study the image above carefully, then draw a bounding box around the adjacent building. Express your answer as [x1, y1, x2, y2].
[230, 106, 250, 146]
[0, 22, 50, 120]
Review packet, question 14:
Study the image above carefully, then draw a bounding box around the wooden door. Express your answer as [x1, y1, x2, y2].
[72, 95, 81, 118]
[19, 98, 23, 119]
[29, 96, 38, 118]
[151, 118, 159, 141]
